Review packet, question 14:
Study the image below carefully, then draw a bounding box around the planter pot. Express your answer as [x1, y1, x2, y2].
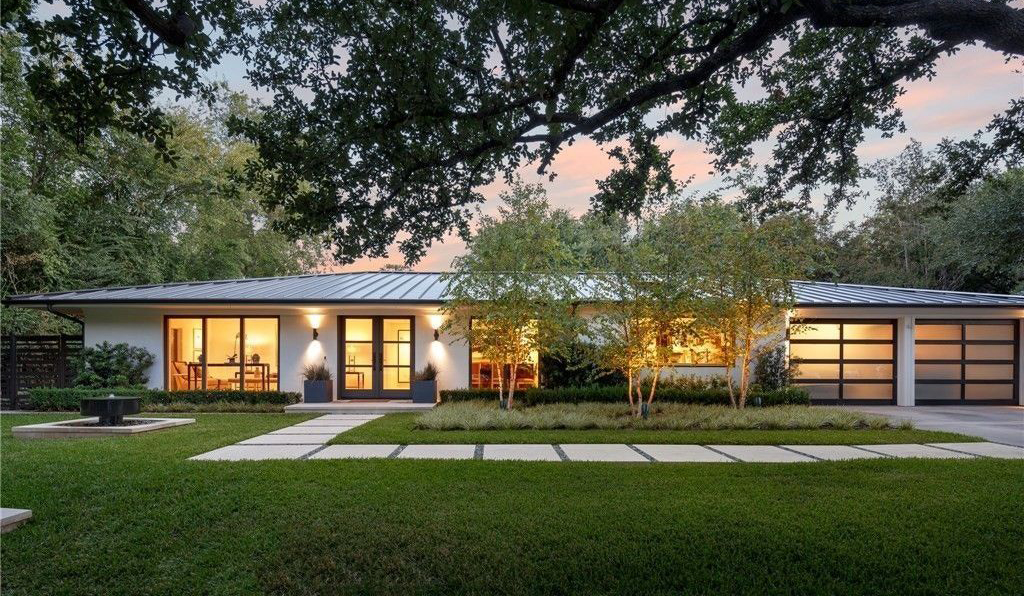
[80, 396, 141, 426]
[411, 380, 437, 404]
[303, 380, 334, 403]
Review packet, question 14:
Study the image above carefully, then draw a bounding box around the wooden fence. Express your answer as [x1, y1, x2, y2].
[1, 335, 83, 410]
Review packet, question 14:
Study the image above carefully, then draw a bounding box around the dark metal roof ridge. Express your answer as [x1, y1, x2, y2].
[4, 270, 445, 301]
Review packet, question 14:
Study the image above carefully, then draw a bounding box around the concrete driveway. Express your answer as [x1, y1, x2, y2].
[848, 406, 1024, 447]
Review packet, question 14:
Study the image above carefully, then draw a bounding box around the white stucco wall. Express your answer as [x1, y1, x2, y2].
[82, 308, 166, 389]
[79, 305, 471, 395]
[77, 304, 1023, 405]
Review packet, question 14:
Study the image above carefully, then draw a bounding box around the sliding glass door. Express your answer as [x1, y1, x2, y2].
[340, 316, 414, 398]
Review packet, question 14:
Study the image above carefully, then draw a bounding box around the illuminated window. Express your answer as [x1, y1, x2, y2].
[165, 317, 278, 391]
[661, 329, 726, 366]
[469, 319, 538, 390]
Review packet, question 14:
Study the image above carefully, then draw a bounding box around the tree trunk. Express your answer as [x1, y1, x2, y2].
[507, 362, 518, 409]
[627, 366, 635, 409]
[630, 376, 638, 417]
[738, 329, 754, 409]
[647, 366, 661, 405]
[495, 360, 504, 406]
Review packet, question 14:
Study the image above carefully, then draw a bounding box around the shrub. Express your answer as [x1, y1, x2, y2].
[73, 342, 155, 388]
[754, 346, 793, 391]
[417, 401, 894, 431]
[302, 361, 333, 381]
[441, 385, 808, 407]
[415, 362, 438, 381]
[27, 387, 301, 411]
[539, 342, 626, 388]
[143, 401, 290, 413]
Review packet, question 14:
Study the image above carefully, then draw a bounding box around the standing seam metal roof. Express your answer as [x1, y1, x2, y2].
[5, 272, 1024, 307]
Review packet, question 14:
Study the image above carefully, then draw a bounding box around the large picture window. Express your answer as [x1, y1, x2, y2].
[660, 328, 725, 366]
[166, 316, 279, 391]
[789, 319, 897, 403]
[915, 320, 1018, 404]
[469, 319, 538, 390]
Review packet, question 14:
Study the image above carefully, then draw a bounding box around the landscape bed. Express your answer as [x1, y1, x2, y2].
[2, 413, 1021, 595]
[331, 410, 976, 445]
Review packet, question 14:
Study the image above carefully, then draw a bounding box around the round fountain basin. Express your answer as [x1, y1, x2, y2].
[80, 397, 141, 426]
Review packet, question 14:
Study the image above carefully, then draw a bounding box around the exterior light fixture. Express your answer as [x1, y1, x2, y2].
[306, 314, 324, 341]
[428, 314, 443, 341]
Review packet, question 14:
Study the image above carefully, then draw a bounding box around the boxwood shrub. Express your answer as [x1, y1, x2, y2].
[26, 387, 301, 411]
[440, 386, 809, 406]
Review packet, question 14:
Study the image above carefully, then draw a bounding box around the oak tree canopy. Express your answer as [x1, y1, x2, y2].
[6, 0, 1024, 263]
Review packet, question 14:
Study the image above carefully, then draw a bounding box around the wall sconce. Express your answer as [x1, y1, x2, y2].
[428, 314, 443, 341]
[306, 314, 324, 341]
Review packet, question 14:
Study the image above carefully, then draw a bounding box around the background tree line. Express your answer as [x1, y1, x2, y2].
[0, 35, 329, 334]
[816, 143, 1024, 294]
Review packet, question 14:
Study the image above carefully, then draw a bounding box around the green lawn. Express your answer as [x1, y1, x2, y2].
[330, 412, 978, 445]
[3, 413, 1021, 595]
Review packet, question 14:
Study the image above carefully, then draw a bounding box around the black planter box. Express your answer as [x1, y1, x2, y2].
[411, 380, 437, 404]
[81, 396, 141, 425]
[303, 380, 334, 403]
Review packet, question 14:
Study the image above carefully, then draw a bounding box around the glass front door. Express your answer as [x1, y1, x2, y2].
[339, 316, 414, 398]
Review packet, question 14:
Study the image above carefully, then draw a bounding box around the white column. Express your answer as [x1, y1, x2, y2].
[896, 315, 915, 406]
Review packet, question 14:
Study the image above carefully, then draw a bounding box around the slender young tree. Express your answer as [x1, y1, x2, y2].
[440, 182, 579, 408]
[671, 202, 817, 408]
[588, 214, 697, 416]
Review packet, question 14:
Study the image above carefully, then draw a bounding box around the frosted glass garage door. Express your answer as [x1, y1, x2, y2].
[915, 320, 1018, 404]
[789, 320, 897, 403]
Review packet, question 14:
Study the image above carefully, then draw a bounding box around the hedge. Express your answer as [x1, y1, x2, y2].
[440, 386, 809, 407]
[26, 387, 301, 411]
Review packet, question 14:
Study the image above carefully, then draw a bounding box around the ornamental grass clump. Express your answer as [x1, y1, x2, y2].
[415, 401, 905, 432]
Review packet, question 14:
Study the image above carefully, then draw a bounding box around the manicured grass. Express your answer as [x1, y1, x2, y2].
[2, 413, 1021, 595]
[418, 401, 904, 431]
[332, 412, 978, 445]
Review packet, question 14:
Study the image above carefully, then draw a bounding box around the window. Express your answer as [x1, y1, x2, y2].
[165, 316, 279, 391]
[915, 320, 1018, 404]
[789, 319, 896, 403]
[469, 319, 538, 390]
[661, 329, 726, 366]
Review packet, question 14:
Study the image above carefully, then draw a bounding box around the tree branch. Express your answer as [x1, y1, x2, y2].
[120, 0, 198, 49]
[804, 0, 1024, 55]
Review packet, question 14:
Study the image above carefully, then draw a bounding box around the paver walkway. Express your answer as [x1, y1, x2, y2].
[190, 416, 1024, 463]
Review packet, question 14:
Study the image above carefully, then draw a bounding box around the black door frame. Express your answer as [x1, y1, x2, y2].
[337, 316, 415, 399]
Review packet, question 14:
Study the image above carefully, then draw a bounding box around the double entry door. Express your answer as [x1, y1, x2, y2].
[339, 316, 414, 398]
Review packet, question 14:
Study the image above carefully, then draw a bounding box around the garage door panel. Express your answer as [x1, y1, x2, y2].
[790, 319, 896, 404]
[917, 384, 961, 400]
[843, 383, 893, 400]
[844, 344, 893, 360]
[915, 320, 1018, 405]
[965, 384, 1014, 400]
[843, 363, 893, 379]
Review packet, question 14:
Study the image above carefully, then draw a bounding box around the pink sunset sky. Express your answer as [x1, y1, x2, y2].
[313, 45, 1022, 272]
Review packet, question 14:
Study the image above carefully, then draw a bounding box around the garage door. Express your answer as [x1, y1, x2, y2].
[915, 320, 1019, 405]
[789, 319, 897, 404]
